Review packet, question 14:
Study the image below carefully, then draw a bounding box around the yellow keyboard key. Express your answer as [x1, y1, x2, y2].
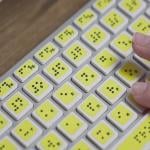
[113, 113, 150, 150]
[74, 8, 97, 30]
[0, 136, 20, 150]
[11, 118, 42, 147]
[63, 41, 91, 67]
[54, 25, 78, 47]
[14, 59, 38, 82]
[118, 0, 146, 18]
[32, 99, 63, 128]
[3, 92, 33, 120]
[107, 102, 137, 131]
[53, 82, 82, 110]
[71, 139, 95, 150]
[110, 31, 132, 57]
[100, 9, 128, 34]
[91, 48, 120, 75]
[0, 77, 17, 101]
[57, 112, 88, 141]
[0, 111, 12, 136]
[93, 0, 115, 14]
[115, 61, 144, 87]
[128, 15, 150, 35]
[82, 24, 110, 50]
[23, 74, 53, 102]
[37, 130, 68, 150]
[43, 57, 72, 84]
[77, 94, 107, 123]
[97, 76, 126, 104]
[34, 42, 58, 64]
[72, 64, 102, 92]
[87, 120, 118, 149]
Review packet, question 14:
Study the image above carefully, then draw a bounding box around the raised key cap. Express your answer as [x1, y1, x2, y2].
[118, 0, 146, 18]
[43, 57, 72, 84]
[74, 8, 97, 30]
[93, 0, 115, 14]
[0, 77, 17, 100]
[57, 112, 88, 141]
[53, 82, 82, 110]
[3, 92, 33, 120]
[23, 74, 53, 102]
[71, 139, 96, 150]
[81, 24, 110, 50]
[11, 118, 42, 147]
[34, 42, 58, 64]
[97, 76, 126, 104]
[100, 9, 128, 34]
[77, 94, 107, 123]
[32, 99, 62, 128]
[72, 64, 102, 92]
[87, 120, 118, 149]
[37, 130, 68, 150]
[0, 136, 21, 150]
[91, 48, 120, 75]
[110, 31, 132, 57]
[107, 102, 137, 131]
[113, 113, 150, 150]
[54, 25, 78, 47]
[128, 15, 150, 35]
[0, 111, 12, 136]
[14, 59, 38, 82]
[115, 61, 144, 87]
[63, 41, 91, 67]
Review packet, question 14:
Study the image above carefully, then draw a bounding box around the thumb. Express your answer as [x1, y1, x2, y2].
[131, 82, 150, 108]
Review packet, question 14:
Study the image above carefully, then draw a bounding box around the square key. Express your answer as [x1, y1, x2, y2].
[97, 76, 126, 104]
[110, 31, 132, 57]
[52, 82, 82, 110]
[34, 42, 58, 64]
[0, 111, 12, 136]
[0, 77, 17, 101]
[57, 112, 87, 141]
[14, 59, 38, 82]
[11, 118, 42, 147]
[118, 0, 146, 18]
[100, 9, 128, 34]
[87, 120, 118, 149]
[74, 8, 97, 30]
[72, 64, 102, 92]
[54, 25, 78, 47]
[0, 136, 21, 150]
[63, 40, 91, 67]
[77, 94, 107, 123]
[115, 61, 144, 87]
[23, 74, 53, 102]
[128, 15, 150, 35]
[32, 99, 63, 128]
[91, 48, 120, 75]
[43, 57, 72, 84]
[3, 92, 33, 120]
[107, 102, 137, 131]
[81, 24, 110, 50]
[71, 139, 96, 150]
[93, 0, 115, 14]
[37, 130, 68, 150]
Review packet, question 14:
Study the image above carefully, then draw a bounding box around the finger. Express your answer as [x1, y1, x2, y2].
[131, 82, 150, 108]
[132, 32, 150, 60]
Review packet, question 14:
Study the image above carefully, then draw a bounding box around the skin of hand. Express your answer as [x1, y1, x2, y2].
[131, 32, 150, 108]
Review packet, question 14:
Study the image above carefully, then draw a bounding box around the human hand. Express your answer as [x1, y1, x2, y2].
[131, 33, 150, 108]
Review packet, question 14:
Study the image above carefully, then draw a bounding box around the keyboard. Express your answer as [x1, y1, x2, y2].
[0, 0, 150, 149]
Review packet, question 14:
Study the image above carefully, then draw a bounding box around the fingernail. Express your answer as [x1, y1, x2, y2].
[133, 33, 150, 46]
[131, 82, 147, 97]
